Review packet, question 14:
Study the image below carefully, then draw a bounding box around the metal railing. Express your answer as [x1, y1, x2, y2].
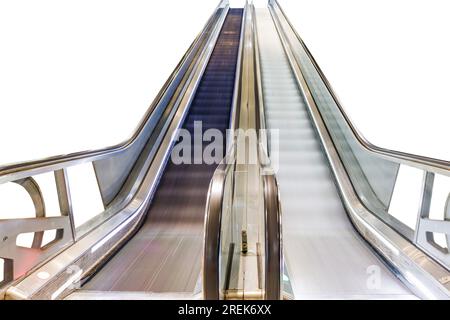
[1, 0, 230, 299]
[268, 0, 450, 299]
[268, 0, 450, 175]
[203, 2, 283, 300]
[251, 2, 283, 300]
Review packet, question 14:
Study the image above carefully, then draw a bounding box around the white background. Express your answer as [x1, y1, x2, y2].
[0, 0, 448, 165]
[277, 0, 450, 161]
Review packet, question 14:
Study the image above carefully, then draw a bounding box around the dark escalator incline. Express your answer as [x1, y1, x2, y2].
[83, 9, 243, 293]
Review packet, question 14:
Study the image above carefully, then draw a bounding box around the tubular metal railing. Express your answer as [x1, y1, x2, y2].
[0, 0, 230, 299]
[268, 0, 450, 298]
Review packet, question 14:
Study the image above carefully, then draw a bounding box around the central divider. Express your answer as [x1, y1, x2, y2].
[204, 3, 283, 300]
[83, 9, 243, 293]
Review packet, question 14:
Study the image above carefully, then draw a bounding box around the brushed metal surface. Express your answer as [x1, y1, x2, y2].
[66, 290, 200, 300]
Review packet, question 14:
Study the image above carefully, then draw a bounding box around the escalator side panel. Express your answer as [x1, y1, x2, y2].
[84, 9, 243, 293]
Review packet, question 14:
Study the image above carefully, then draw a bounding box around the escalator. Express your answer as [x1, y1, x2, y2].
[250, 0, 450, 299]
[1, 1, 449, 301]
[79, 9, 243, 294]
[255, 8, 416, 299]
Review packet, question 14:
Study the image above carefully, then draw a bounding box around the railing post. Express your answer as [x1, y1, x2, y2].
[0, 258, 14, 287]
[414, 171, 434, 243]
[54, 169, 76, 241]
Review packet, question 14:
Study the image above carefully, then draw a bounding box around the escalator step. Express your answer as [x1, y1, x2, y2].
[83, 9, 243, 293]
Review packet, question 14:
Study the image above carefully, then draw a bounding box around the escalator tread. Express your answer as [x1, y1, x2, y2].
[255, 8, 413, 299]
[84, 9, 243, 293]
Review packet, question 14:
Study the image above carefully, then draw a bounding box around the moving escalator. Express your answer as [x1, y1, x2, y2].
[1, 0, 449, 301]
[0, 4, 246, 300]
[251, 1, 450, 299]
[81, 9, 243, 294]
[255, 7, 414, 299]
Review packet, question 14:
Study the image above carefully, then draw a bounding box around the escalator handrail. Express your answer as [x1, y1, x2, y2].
[0, 0, 231, 183]
[2, 1, 232, 299]
[252, 3, 283, 299]
[268, 0, 450, 298]
[203, 146, 236, 300]
[259, 145, 283, 300]
[269, 0, 449, 175]
[204, 3, 283, 300]
[262, 172, 283, 300]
